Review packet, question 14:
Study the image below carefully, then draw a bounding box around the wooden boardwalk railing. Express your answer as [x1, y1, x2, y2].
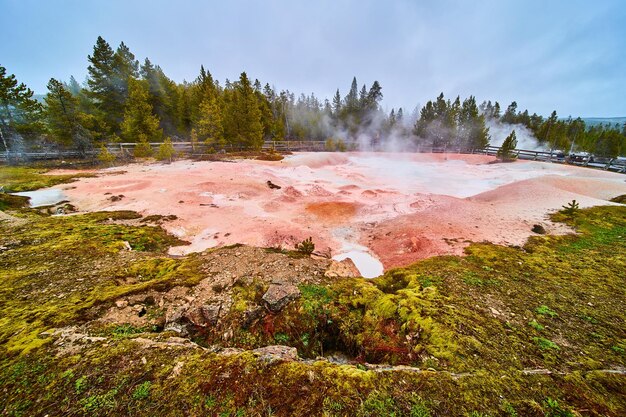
[1, 141, 625, 173]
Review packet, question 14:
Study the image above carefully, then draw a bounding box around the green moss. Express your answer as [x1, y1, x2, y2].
[0, 193, 30, 210]
[0, 209, 199, 353]
[0, 166, 94, 192]
[132, 381, 152, 400]
[544, 398, 575, 417]
[533, 337, 560, 351]
[535, 305, 558, 318]
[0, 204, 625, 416]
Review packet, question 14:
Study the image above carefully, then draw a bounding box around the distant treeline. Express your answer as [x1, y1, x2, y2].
[1, 36, 625, 157]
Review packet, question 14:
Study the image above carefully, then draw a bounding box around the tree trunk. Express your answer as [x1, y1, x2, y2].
[0, 126, 8, 153]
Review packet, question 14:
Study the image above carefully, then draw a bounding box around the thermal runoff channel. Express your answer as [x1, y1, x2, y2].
[47, 152, 626, 277]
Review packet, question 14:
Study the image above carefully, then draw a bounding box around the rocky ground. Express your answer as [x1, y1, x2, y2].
[0, 163, 625, 416]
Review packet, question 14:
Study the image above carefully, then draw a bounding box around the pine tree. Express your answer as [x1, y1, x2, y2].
[86, 36, 118, 132]
[140, 59, 163, 109]
[223, 72, 263, 149]
[133, 134, 153, 157]
[414, 101, 435, 138]
[44, 78, 92, 154]
[121, 78, 162, 142]
[86, 38, 139, 134]
[67, 75, 93, 113]
[344, 77, 359, 113]
[493, 102, 501, 119]
[176, 85, 192, 134]
[358, 84, 368, 111]
[468, 114, 490, 149]
[196, 96, 224, 147]
[332, 89, 342, 119]
[0, 65, 43, 155]
[365, 81, 383, 112]
[497, 130, 518, 161]
[501, 101, 518, 124]
[458, 96, 489, 149]
[388, 109, 396, 127]
[97, 145, 116, 165]
[190, 128, 199, 153]
[434, 93, 447, 118]
[156, 137, 176, 162]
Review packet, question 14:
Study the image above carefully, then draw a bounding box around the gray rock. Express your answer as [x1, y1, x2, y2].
[200, 303, 222, 325]
[242, 306, 264, 328]
[262, 282, 301, 312]
[163, 322, 188, 337]
[532, 224, 547, 234]
[165, 306, 188, 325]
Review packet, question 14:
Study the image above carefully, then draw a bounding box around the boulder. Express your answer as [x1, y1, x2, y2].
[182, 298, 232, 327]
[532, 224, 547, 234]
[242, 306, 265, 328]
[262, 282, 301, 312]
[324, 258, 360, 278]
[200, 303, 222, 325]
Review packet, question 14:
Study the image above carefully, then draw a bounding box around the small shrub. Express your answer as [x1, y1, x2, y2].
[528, 320, 544, 331]
[322, 397, 344, 413]
[61, 369, 74, 380]
[97, 146, 116, 166]
[75, 376, 88, 393]
[274, 332, 289, 344]
[132, 381, 151, 400]
[205, 394, 217, 408]
[156, 137, 176, 162]
[544, 398, 574, 417]
[497, 130, 518, 161]
[295, 237, 315, 255]
[80, 388, 118, 412]
[361, 392, 398, 416]
[190, 128, 199, 153]
[533, 337, 559, 350]
[501, 401, 518, 417]
[561, 200, 579, 216]
[111, 324, 144, 338]
[134, 135, 153, 158]
[535, 305, 558, 318]
[410, 397, 432, 417]
[611, 345, 625, 354]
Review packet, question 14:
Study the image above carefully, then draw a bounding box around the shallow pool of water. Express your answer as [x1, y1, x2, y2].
[333, 249, 384, 278]
[12, 189, 66, 207]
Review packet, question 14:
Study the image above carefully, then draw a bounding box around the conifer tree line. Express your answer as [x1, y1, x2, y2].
[1, 36, 625, 157]
[496, 101, 625, 157]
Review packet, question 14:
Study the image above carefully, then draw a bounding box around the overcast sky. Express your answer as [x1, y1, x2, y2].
[1, 0, 624, 117]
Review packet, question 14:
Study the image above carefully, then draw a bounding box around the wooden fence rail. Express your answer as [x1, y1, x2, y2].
[1, 141, 625, 173]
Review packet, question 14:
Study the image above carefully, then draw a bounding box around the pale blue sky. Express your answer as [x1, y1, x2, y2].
[1, 0, 624, 117]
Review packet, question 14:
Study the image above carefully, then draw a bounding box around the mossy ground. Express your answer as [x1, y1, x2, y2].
[0, 166, 625, 416]
[0, 166, 94, 193]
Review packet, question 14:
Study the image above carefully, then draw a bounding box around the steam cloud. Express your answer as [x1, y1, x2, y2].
[486, 121, 546, 151]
